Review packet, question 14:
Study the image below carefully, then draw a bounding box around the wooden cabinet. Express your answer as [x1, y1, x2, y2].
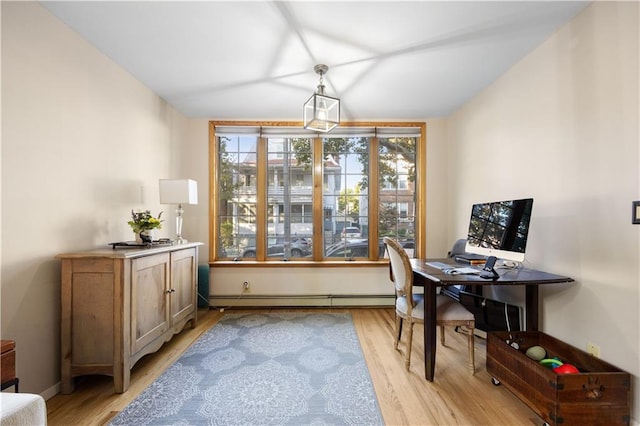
[57, 243, 202, 394]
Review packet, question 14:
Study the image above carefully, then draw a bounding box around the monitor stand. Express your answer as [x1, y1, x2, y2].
[480, 256, 499, 279]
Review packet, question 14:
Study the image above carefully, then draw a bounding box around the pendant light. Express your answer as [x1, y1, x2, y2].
[303, 64, 340, 132]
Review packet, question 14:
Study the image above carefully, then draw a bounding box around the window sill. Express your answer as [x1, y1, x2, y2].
[210, 260, 389, 268]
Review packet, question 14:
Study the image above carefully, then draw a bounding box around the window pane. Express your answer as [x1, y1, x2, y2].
[323, 137, 370, 258]
[218, 136, 258, 258]
[378, 136, 417, 256]
[266, 137, 313, 259]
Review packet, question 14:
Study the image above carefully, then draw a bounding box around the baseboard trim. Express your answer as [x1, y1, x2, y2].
[209, 294, 395, 308]
[42, 382, 61, 400]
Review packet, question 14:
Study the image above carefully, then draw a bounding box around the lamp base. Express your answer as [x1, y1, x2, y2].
[175, 237, 188, 244]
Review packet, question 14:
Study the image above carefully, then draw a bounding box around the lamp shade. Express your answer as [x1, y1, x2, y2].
[159, 179, 198, 205]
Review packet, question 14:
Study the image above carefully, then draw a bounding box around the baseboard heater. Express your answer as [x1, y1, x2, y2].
[209, 294, 395, 308]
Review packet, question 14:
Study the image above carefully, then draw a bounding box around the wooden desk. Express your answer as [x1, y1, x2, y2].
[411, 258, 573, 382]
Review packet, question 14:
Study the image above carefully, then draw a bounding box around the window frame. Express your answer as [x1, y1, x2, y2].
[209, 121, 426, 265]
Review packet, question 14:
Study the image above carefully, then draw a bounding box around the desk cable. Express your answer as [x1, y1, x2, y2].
[505, 304, 519, 349]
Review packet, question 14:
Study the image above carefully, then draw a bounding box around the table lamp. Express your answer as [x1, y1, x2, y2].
[159, 179, 198, 243]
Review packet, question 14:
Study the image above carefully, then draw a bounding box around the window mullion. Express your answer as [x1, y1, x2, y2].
[369, 135, 380, 259]
[312, 136, 323, 260]
[256, 136, 268, 261]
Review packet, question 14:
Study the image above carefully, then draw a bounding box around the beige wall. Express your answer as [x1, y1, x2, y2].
[446, 2, 639, 420]
[424, 118, 451, 256]
[0, 2, 199, 397]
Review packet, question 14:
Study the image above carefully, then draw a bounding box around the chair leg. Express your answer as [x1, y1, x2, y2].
[467, 327, 475, 374]
[439, 325, 445, 346]
[405, 322, 414, 371]
[394, 315, 402, 350]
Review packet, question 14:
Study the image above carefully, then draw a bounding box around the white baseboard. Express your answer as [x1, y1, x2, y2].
[209, 294, 395, 309]
[42, 382, 60, 400]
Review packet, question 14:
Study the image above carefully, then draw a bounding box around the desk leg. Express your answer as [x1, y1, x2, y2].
[525, 284, 539, 331]
[424, 286, 437, 381]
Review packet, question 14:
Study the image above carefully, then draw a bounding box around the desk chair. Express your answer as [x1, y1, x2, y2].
[447, 238, 467, 258]
[383, 237, 476, 373]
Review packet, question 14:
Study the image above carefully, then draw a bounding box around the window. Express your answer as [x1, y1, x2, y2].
[398, 203, 409, 219]
[210, 122, 424, 263]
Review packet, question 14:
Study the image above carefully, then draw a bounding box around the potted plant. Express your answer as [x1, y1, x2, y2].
[128, 210, 163, 243]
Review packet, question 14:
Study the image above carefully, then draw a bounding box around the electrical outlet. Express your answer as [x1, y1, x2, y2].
[243, 281, 250, 291]
[586, 342, 600, 358]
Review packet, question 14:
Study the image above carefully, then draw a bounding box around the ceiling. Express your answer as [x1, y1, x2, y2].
[40, 1, 588, 121]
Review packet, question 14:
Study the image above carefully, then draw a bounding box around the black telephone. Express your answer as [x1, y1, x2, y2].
[480, 256, 499, 279]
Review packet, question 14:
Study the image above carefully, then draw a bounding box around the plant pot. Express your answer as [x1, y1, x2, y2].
[139, 230, 155, 243]
[134, 229, 156, 244]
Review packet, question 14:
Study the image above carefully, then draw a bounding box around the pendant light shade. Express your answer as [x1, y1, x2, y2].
[303, 64, 340, 132]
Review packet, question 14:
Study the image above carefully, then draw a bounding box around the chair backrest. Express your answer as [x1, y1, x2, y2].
[383, 237, 413, 299]
[448, 238, 467, 258]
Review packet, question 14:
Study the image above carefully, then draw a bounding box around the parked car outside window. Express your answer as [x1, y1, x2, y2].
[242, 237, 311, 258]
[341, 227, 362, 240]
[325, 239, 385, 259]
[400, 240, 415, 258]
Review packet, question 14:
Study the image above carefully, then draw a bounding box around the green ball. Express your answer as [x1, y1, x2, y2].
[525, 345, 546, 361]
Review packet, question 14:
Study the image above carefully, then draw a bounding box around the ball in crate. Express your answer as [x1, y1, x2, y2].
[554, 363, 580, 374]
[525, 345, 546, 361]
[539, 358, 563, 369]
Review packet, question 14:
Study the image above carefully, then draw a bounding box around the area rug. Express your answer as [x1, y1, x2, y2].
[109, 312, 384, 426]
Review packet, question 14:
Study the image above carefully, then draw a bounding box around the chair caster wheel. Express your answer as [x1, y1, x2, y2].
[491, 377, 501, 386]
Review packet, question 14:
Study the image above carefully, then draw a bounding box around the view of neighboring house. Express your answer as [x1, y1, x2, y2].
[216, 132, 417, 258]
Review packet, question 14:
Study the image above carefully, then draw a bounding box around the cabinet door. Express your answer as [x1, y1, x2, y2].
[130, 253, 170, 355]
[170, 248, 196, 325]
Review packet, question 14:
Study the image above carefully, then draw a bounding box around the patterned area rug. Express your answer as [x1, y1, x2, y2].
[109, 312, 384, 425]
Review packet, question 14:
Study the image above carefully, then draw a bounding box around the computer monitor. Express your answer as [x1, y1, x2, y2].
[464, 198, 534, 263]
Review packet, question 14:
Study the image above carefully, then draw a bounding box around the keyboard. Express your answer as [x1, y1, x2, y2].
[425, 261, 451, 270]
[425, 262, 480, 275]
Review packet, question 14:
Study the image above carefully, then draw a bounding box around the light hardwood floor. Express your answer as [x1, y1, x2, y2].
[46, 307, 544, 425]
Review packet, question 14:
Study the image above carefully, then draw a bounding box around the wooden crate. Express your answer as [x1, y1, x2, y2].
[487, 331, 631, 425]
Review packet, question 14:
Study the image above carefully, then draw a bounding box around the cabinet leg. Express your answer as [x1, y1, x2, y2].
[113, 363, 130, 394]
[61, 377, 74, 395]
[191, 313, 198, 328]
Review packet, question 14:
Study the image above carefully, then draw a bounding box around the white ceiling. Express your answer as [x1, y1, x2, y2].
[40, 1, 588, 121]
